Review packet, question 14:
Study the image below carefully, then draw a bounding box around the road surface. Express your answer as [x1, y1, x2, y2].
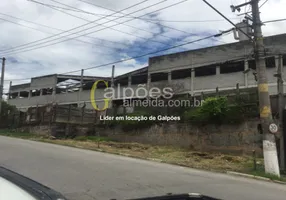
[0, 136, 285, 200]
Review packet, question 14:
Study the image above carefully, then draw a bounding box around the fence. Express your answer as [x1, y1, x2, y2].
[5, 104, 107, 128]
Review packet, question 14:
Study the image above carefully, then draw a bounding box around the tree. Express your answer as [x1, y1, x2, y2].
[0, 101, 17, 127]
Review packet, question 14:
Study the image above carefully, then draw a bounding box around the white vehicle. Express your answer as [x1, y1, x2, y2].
[0, 166, 220, 200]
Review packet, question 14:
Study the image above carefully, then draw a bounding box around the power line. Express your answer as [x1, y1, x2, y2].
[31, 0, 238, 23]
[0, 17, 124, 55]
[1, 0, 199, 56]
[37, 2, 170, 46]
[6, 51, 267, 87]
[7, 51, 281, 89]
[7, 31, 231, 82]
[59, 0, 197, 36]
[203, 0, 253, 41]
[0, 0, 150, 54]
[73, 0, 223, 43]
[69, 0, 224, 45]
[264, 18, 286, 24]
[45, 0, 211, 48]
[50, 0, 191, 43]
[0, 12, 129, 47]
[0, 0, 171, 56]
[259, 0, 269, 8]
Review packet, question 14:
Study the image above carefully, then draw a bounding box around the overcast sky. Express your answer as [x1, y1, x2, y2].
[0, 0, 285, 93]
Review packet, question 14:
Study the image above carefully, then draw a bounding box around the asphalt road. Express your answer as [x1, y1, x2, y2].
[0, 136, 285, 200]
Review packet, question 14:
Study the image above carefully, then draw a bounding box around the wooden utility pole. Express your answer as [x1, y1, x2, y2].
[0, 57, 6, 118]
[231, 0, 280, 176]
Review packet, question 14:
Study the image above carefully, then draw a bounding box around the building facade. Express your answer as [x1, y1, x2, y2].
[7, 33, 286, 111]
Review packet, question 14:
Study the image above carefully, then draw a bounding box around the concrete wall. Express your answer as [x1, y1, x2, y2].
[99, 120, 263, 156]
[10, 84, 30, 93]
[149, 42, 252, 73]
[30, 75, 57, 90]
[148, 34, 286, 73]
[8, 75, 286, 109]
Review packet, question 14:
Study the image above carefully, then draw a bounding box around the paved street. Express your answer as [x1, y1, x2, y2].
[0, 136, 285, 200]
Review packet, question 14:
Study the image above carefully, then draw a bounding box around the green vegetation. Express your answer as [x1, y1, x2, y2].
[0, 101, 18, 128]
[0, 130, 37, 139]
[241, 159, 286, 181]
[248, 170, 286, 182]
[183, 96, 257, 124]
[1, 129, 286, 183]
[74, 136, 112, 142]
[184, 97, 230, 124]
[0, 101, 17, 118]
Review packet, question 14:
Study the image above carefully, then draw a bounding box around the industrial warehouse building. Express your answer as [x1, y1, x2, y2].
[7, 33, 286, 112]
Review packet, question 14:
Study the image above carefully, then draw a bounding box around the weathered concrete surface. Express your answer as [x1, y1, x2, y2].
[0, 136, 285, 200]
[104, 121, 263, 156]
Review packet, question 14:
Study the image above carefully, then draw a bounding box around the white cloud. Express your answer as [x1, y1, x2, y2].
[0, 0, 285, 94]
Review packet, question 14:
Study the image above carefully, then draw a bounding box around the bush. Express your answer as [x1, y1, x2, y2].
[1, 101, 17, 117]
[183, 96, 248, 124]
[0, 101, 18, 128]
[199, 96, 229, 123]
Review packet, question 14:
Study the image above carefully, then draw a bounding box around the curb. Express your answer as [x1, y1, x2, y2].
[147, 158, 163, 162]
[9, 136, 286, 185]
[226, 171, 286, 184]
[273, 180, 286, 185]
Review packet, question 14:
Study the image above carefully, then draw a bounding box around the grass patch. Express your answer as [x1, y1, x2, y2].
[74, 136, 112, 142]
[0, 130, 37, 139]
[241, 160, 286, 182]
[32, 139, 255, 173]
[2, 130, 285, 180]
[246, 169, 286, 182]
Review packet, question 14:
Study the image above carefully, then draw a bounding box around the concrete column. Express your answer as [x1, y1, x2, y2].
[168, 71, 172, 83]
[216, 66, 220, 75]
[111, 65, 115, 88]
[128, 76, 132, 86]
[147, 74, 151, 99]
[244, 59, 249, 87]
[275, 55, 283, 72]
[191, 68, 195, 96]
[275, 55, 279, 71]
[80, 69, 84, 92]
[8, 81, 12, 100]
[52, 75, 57, 103]
[28, 90, 32, 99]
[40, 89, 43, 96]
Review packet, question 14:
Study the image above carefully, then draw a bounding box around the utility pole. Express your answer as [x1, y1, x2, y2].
[0, 57, 6, 119]
[251, 0, 280, 177]
[230, 0, 280, 176]
[276, 55, 285, 170]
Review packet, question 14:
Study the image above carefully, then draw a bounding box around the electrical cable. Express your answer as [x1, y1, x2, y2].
[0, 17, 123, 55]
[73, 0, 226, 45]
[49, 0, 192, 44]
[0, 0, 150, 54]
[5, 54, 259, 89]
[259, 0, 269, 8]
[1, 0, 175, 56]
[36, 4, 170, 46]
[1, 0, 207, 57]
[0, 12, 130, 47]
[4, 30, 232, 82]
[32, 0, 238, 23]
